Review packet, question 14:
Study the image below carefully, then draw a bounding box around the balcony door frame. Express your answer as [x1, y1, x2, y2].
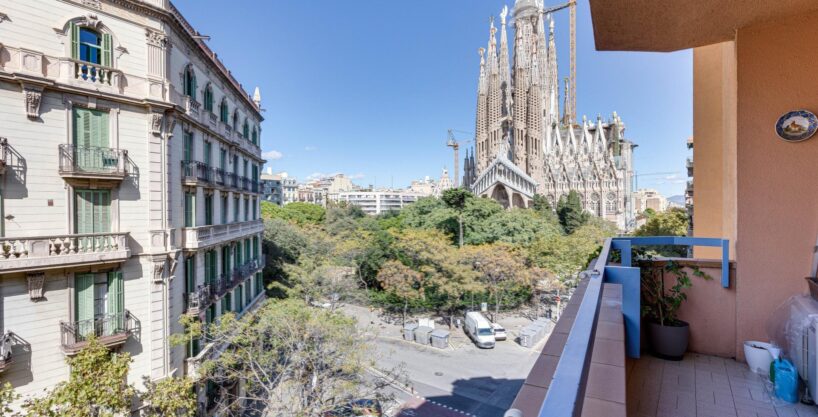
[66, 184, 120, 236]
[64, 98, 120, 151]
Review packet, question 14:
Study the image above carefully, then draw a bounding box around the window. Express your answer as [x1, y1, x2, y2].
[242, 119, 249, 139]
[251, 198, 257, 220]
[203, 141, 212, 167]
[183, 131, 193, 161]
[204, 84, 214, 112]
[220, 99, 229, 123]
[184, 191, 196, 227]
[244, 238, 251, 262]
[73, 108, 112, 171]
[236, 241, 242, 267]
[219, 148, 227, 172]
[185, 255, 196, 296]
[235, 286, 243, 313]
[245, 280, 252, 306]
[221, 246, 231, 277]
[243, 159, 248, 179]
[75, 270, 123, 340]
[183, 65, 197, 98]
[233, 196, 240, 222]
[221, 195, 228, 224]
[75, 190, 111, 250]
[204, 194, 213, 225]
[244, 198, 249, 222]
[204, 250, 217, 286]
[253, 236, 259, 259]
[233, 155, 239, 177]
[70, 24, 112, 66]
[251, 126, 258, 145]
[232, 111, 239, 131]
[222, 292, 231, 313]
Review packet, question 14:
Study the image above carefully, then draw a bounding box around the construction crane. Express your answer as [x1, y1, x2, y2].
[446, 129, 475, 188]
[446, 129, 460, 188]
[540, 1, 577, 125]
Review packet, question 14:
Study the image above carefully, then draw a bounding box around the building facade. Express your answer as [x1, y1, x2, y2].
[633, 188, 669, 213]
[462, 0, 635, 230]
[0, 0, 265, 411]
[260, 171, 283, 205]
[335, 191, 422, 215]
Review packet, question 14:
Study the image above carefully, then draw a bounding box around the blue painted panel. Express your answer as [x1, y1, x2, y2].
[604, 266, 641, 359]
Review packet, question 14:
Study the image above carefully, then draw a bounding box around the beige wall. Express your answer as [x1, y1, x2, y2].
[734, 10, 818, 355]
[692, 42, 737, 259]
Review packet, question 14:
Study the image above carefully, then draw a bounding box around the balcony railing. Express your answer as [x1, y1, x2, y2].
[184, 96, 200, 116]
[0, 331, 13, 373]
[180, 219, 263, 250]
[71, 59, 120, 86]
[186, 285, 212, 315]
[60, 310, 135, 355]
[214, 168, 227, 186]
[228, 172, 238, 189]
[0, 137, 8, 176]
[181, 160, 212, 185]
[0, 232, 130, 273]
[239, 176, 250, 191]
[59, 144, 128, 180]
[509, 236, 731, 417]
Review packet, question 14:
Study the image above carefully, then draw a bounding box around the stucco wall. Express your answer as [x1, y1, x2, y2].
[692, 42, 737, 259]
[734, 10, 818, 356]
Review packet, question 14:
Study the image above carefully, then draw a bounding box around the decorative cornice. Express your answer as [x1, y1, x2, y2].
[81, 0, 102, 10]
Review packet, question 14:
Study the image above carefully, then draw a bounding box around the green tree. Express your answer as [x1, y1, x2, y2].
[635, 207, 688, 237]
[460, 243, 534, 319]
[376, 260, 426, 325]
[140, 376, 197, 417]
[24, 337, 136, 417]
[442, 188, 473, 247]
[0, 382, 19, 417]
[557, 190, 589, 234]
[261, 201, 326, 225]
[197, 300, 402, 416]
[532, 194, 552, 213]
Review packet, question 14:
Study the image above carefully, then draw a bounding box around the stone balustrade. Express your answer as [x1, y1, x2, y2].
[0, 232, 131, 273]
[180, 219, 263, 250]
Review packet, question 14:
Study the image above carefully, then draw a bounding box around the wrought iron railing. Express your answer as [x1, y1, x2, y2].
[0, 331, 12, 370]
[239, 176, 250, 191]
[0, 137, 8, 175]
[60, 310, 134, 348]
[186, 285, 212, 313]
[214, 168, 226, 186]
[181, 160, 212, 183]
[58, 144, 128, 177]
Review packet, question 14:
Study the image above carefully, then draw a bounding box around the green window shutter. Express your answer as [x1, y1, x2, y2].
[73, 108, 93, 148]
[184, 192, 195, 227]
[107, 270, 125, 332]
[96, 190, 111, 233]
[70, 22, 80, 59]
[101, 33, 112, 67]
[96, 110, 110, 148]
[75, 273, 95, 339]
[184, 132, 192, 161]
[186, 256, 196, 293]
[75, 190, 93, 234]
[204, 142, 212, 166]
[204, 251, 211, 285]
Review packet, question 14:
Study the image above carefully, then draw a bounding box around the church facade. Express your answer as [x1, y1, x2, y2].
[462, 0, 636, 231]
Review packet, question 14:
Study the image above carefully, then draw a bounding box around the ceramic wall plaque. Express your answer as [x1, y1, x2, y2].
[776, 110, 818, 142]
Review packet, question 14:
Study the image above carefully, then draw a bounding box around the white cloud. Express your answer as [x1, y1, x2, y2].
[304, 146, 318, 152]
[262, 150, 283, 160]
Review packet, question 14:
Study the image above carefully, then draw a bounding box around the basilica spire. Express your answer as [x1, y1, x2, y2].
[499, 6, 511, 86]
[546, 17, 560, 126]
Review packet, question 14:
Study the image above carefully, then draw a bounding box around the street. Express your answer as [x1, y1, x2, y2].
[342, 305, 550, 417]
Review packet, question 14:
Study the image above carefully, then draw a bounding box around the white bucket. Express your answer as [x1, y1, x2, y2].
[744, 341, 774, 375]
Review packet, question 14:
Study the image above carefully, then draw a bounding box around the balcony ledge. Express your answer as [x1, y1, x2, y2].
[0, 232, 131, 274]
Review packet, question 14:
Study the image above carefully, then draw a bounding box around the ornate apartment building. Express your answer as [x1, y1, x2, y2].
[462, 0, 636, 230]
[0, 0, 265, 411]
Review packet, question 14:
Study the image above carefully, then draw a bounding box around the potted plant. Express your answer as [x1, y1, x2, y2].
[638, 256, 710, 360]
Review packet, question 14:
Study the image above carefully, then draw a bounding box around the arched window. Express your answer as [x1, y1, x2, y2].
[251, 126, 258, 145]
[220, 99, 229, 123]
[183, 65, 197, 98]
[70, 23, 112, 66]
[242, 119, 249, 138]
[203, 84, 214, 112]
[232, 110, 239, 131]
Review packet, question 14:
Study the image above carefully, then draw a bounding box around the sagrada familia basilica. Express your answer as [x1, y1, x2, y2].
[461, 0, 636, 230]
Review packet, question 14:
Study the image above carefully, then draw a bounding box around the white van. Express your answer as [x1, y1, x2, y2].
[465, 311, 495, 348]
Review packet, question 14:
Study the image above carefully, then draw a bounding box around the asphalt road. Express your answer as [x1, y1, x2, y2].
[343, 305, 548, 417]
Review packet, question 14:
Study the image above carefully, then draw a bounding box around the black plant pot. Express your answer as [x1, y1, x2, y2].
[648, 320, 689, 361]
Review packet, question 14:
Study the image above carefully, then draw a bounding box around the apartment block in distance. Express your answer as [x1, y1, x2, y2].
[0, 0, 266, 411]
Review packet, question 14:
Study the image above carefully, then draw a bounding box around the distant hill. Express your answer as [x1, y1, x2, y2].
[667, 195, 686, 206]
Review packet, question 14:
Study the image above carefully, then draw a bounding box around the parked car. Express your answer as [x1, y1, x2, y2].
[464, 311, 495, 348]
[491, 323, 507, 341]
[325, 399, 383, 417]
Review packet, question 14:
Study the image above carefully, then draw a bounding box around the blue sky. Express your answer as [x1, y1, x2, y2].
[175, 1, 692, 197]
